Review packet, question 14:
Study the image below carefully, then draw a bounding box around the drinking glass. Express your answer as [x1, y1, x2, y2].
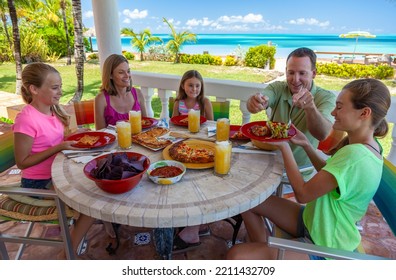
[129, 110, 142, 135]
[116, 121, 132, 149]
[214, 140, 232, 176]
[188, 109, 200, 133]
[216, 118, 230, 141]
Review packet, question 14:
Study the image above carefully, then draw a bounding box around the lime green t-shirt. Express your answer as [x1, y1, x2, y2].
[263, 81, 336, 167]
[303, 144, 383, 251]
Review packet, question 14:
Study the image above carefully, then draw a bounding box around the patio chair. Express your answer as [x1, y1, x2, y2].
[267, 158, 396, 260]
[0, 130, 75, 260]
[73, 99, 95, 128]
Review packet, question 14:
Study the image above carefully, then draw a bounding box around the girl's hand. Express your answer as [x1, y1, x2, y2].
[289, 129, 310, 147]
[61, 141, 80, 151]
[263, 140, 289, 151]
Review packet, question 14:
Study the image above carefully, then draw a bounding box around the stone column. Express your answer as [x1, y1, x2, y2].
[91, 0, 122, 70]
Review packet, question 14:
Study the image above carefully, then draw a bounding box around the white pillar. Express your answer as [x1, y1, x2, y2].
[387, 96, 396, 166]
[91, 0, 122, 70]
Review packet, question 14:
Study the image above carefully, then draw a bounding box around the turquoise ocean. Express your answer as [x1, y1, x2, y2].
[90, 33, 396, 58]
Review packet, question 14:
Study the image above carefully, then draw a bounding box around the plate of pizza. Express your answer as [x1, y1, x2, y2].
[65, 131, 116, 148]
[163, 139, 215, 169]
[170, 115, 207, 127]
[241, 121, 296, 142]
[132, 127, 172, 151]
[229, 125, 249, 140]
[141, 117, 158, 129]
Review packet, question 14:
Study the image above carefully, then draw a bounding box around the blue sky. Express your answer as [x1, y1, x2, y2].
[81, 0, 396, 34]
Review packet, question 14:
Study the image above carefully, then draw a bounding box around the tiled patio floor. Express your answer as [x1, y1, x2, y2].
[1, 201, 395, 260]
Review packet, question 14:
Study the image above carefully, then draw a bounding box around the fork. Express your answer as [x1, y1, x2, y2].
[287, 85, 304, 128]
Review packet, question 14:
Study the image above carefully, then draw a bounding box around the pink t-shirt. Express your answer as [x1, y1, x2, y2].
[12, 104, 64, 179]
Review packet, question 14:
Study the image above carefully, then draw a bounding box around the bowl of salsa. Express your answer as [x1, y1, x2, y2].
[147, 160, 186, 185]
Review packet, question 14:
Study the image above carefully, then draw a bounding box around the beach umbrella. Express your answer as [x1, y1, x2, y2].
[339, 31, 376, 59]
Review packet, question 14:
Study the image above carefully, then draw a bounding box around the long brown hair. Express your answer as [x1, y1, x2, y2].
[21, 62, 69, 126]
[329, 78, 391, 155]
[100, 54, 132, 96]
[175, 70, 205, 115]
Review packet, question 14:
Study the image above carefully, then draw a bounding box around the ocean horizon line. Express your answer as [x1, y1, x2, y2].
[90, 33, 396, 59]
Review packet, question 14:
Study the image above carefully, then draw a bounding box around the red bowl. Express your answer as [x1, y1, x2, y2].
[83, 152, 150, 194]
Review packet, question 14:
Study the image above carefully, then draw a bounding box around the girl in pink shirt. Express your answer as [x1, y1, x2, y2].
[12, 62, 94, 259]
[172, 70, 214, 120]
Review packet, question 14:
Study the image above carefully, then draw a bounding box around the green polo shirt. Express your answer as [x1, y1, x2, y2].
[263, 81, 336, 167]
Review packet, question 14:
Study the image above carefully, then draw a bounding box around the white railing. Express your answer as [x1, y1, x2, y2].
[132, 71, 267, 124]
[132, 71, 396, 166]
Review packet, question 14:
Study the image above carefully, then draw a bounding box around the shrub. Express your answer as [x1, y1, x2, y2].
[122, 51, 135, 60]
[317, 62, 394, 79]
[179, 53, 222, 65]
[224, 55, 237, 66]
[245, 45, 276, 69]
[146, 44, 173, 62]
[87, 53, 99, 60]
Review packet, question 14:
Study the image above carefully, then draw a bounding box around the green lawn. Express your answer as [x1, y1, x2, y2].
[0, 59, 394, 156]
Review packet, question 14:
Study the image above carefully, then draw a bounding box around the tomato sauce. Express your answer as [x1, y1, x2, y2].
[151, 166, 183, 178]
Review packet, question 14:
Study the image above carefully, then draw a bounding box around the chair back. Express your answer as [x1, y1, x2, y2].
[317, 128, 346, 154]
[373, 158, 396, 235]
[168, 97, 230, 120]
[212, 100, 230, 120]
[73, 100, 95, 126]
[0, 130, 15, 173]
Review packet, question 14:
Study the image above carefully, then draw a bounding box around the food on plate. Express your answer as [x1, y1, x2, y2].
[250, 125, 270, 137]
[77, 134, 100, 145]
[150, 166, 184, 178]
[168, 141, 214, 163]
[267, 121, 289, 139]
[230, 130, 245, 139]
[89, 153, 147, 180]
[179, 117, 188, 124]
[132, 127, 172, 149]
[141, 118, 152, 126]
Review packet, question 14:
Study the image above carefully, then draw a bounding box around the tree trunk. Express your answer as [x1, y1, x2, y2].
[7, 0, 22, 95]
[60, 0, 72, 65]
[69, 0, 84, 103]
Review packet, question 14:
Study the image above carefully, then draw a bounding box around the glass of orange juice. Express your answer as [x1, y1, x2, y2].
[188, 109, 200, 133]
[214, 140, 232, 176]
[216, 118, 230, 141]
[129, 110, 142, 135]
[116, 121, 132, 149]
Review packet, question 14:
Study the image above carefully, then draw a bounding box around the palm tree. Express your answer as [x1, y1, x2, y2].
[162, 17, 197, 63]
[69, 0, 84, 102]
[7, 0, 22, 95]
[0, 0, 12, 48]
[60, 0, 72, 65]
[120, 27, 161, 61]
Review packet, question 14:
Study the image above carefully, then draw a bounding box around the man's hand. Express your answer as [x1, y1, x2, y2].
[247, 93, 269, 113]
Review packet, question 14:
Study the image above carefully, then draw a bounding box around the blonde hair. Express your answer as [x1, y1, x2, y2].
[176, 70, 205, 115]
[100, 54, 132, 96]
[21, 62, 69, 126]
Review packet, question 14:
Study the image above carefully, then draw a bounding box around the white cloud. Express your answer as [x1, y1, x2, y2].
[83, 11, 94, 19]
[288, 18, 330, 27]
[218, 13, 263, 24]
[122, 9, 148, 19]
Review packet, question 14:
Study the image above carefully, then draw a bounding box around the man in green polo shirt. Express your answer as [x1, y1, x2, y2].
[247, 47, 336, 167]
